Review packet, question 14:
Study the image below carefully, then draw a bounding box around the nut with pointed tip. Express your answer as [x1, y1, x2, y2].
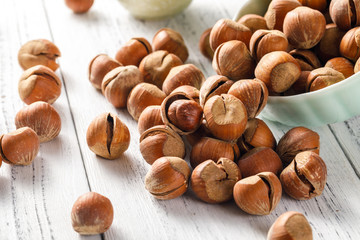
[86, 113, 130, 160]
[0, 127, 39, 166]
[145, 156, 191, 200]
[139, 125, 185, 165]
[306, 67, 345, 92]
[325, 57, 354, 78]
[65, 0, 94, 13]
[280, 151, 327, 200]
[191, 158, 241, 203]
[15, 101, 61, 143]
[18, 39, 61, 71]
[199, 75, 234, 107]
[267, 211, 313, 240]
[171, 85, 200, 103]
[18, 65, 62, 105]
[329, 0, 360, 31]
[264, 0, 301, 31]
[289, 49, 321, 71]
[199, 28, 214, 60]
[238, 14, 268, 33]
[340, 27, 360, 62]
[71, 192, 113, 235]
[138, 105, 164, 135]
[115, 37, 152, 66]
[233, 172, 282, 215]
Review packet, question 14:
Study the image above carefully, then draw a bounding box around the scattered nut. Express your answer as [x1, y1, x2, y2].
[115, 37, 152, 66]
[306, 67, 345, 92]
[88, 54, 122, 89]
[199, 28, 214, 60]
[325, 57, 355, 78]
[65, 0, 94, 13]
[199, 75, 234, 107]
[264, 0, 301, 31]
[138, 105, 164, 134]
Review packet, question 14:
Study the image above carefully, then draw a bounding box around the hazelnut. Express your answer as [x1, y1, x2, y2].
[255, 51, 301, 93]
[264, 0, 301, 31]
[88, 54, 122, 89]
[18, 39, 61, 71]
[115, 37, 152, 66]
[152, 28, 189, 62]
[325, 57, 354, 78]
[355, 57, 360, 73]
[289, 49, 321, 71]
[238, 14, 268, 33]
[139, 125, 185, 165]
[298, 0, 327, 11]
[185, 121, 213, 146]
[15, 101, 61, 143]
[340, 27, 360, 62]
[199, 75, 234, 107]
[204, 94, 247, 141]
[306, 67, 345, 92]
[71, 192, 113, 235]
[283, 71, 311, 95]
[199, 28, 214, 60]
[18, 65, 62, 105]
[102, 66, 144, 108]
[280, 151, 327, 200]
[65, 0, 94, 13]
[267, 211, 313, 240]
[171, 85, 200, 103]
[138, 105, 164, 134]
[276, 127, 320, 167]
[329, 0, 360, 30]
[139, 50, 182, 89]
[233, 172, 282, 215]
[283, 7, 326, 49]
[209, 19, 252, 51]
[191, 158, 241, 203]
[162, 64, 205, 95]
[249, 30, 288, 61]
[86, 113, 130, 160]
[212, 40, 255, 80]
[145, 156, 191, 200]
[228, 78, 268, 118]
[0, 127, 39, 166]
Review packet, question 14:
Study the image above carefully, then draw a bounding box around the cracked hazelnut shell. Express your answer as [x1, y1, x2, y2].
[199, 75, 234, 107]
[306, 67, 345, 92]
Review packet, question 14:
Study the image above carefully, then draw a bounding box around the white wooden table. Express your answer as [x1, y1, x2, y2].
[1, 0, 360, 239]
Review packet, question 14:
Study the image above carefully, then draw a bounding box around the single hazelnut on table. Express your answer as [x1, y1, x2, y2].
[209, 18, 252, 51]
[267, 211, 313, 240]
[233, 172, 282, 215]
[325, 57, 354, 78]
[276, 126, 320, 167]
[86, 112, 130, 160]
[280, 151, 327, 200]
[298, 0, 327, 11]
[152, 28, 189, 62]
[289, 49, 321, 71]
[65, 0, 94, 13]
[212, 40, 255, 80]
[185, 121, 212, 146]
[329, 0, 360, 30]
[264, 0, 301, 31]
[340, 27, 360, 62]
[162, 64, 205, 95]
[0, 127, 39, 166]
[171, 85, 200, 103]
[139, 125, 185, 165]
[88, 54, 122, 90]
[71, 192, 113, 235]
[138, 105, 164, 135]
[15, 101, 61, 143]
[18, 65, 62, 105]
[127, 82, 166, 121]
[283, 71, 311, 95]
[306, 67, 345, 92]
[199, 28, 214, 60]
[191, 158, 241, 204]
[237, 14, 268, 33]
[18, 39, 61, 71]
[145, 156, 191, 200]
[255, 51, 301, 93]
[102, 66, 144, 108]
[139, 50, 182, 89]
[115, 37, 152, 66]
[228, 78, 268, 118]
[199, 75, 234, 107]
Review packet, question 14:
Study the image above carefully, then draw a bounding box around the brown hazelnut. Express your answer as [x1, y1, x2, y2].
[0, 127, 39, 166]
[264, 0, 301, 31]
[209, 19, 252, 51]
[340, 27, 360, 62]
[171, 85, 200, 103]
[71, 192, 113, 235]
[204, 94, 247, 141]
[18, 39, 61, 71]
[283, 7, 326, 49]
[276, 127, 320, 167]
[102, 66, 144, 108]
[325, 57, 354, 78]
[212, 40, 255, 80]
[115, 37, 152, 66]
[15, 101, 61, 143]
[18, 65, 62, 105]
[283, 71, 311, 95]
[199, 28, 214, 60]
[329, 0, 360, 30]
[127, 83, 166, 121]
[280, 151, 327, 200]
[267, 211, 313, 240]
[199, 75, 234, 107]
[138, 105, 164, 134]
[162, 64, 205, 95]
[190, 137, 240, 168]
[355, 57, 360, 73]
[238, 14, 268, 33]
[139, 50, 183, 89]
[185, 121, 212, 146]
[65, 0, 94, 13]
[306, 67, 345, 92]
[249, 30, 288, 61]
[88, 54, 122, 89]
[255, 51, 301, 93]
[233, 172, 282, 215]
[86, 113, 130, 160]
[298, 0, 327, 11]
[139, 125, 185, 165]
[152, 28, 189, 62]
[289, 49, 321, 71]
[145, 156, 191, 200]
[191, 158, 241, 203]
[228, 79, 268, 118]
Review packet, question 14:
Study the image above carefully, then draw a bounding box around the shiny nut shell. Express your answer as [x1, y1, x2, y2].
[199, 75, 234, 107]
[138, 105, 164, 134]
[115, 37, 152, 66]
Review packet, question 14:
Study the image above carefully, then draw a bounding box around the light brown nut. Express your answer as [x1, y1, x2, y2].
[138, 105, 164, 135]
[199, 75, 234, 107]
[88, 54, 122, 89]
[340, 27, 360, 62]
[171, 85, 200, 103]
[115, 37, 152, 66]
[325, 57, 354, 78]
[306, 67, 345, 92]
[238, 14, 268, 33]
[264, 0, 301, 31]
